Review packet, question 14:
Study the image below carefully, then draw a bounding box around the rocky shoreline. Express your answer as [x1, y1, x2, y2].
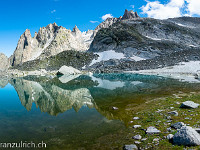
[122, 91, 200, 150]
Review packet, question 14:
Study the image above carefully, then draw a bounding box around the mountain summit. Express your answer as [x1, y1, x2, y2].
[122, 9, 139, 20]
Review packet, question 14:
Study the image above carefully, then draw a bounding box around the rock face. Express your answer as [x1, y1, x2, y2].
[10, 23, 94, 66]
[0, 53, 9, 71]
[173, 126, 200, 146]
[180, 101, 199, 109]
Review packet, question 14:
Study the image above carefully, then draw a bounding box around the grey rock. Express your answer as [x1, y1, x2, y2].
[112, 107, 118, 110]
[171, 122, 185, 129]
[173, 126, 200, 146]
[146, 126, 161, 134]
[167, 134, 174, 140]
[141, 138, 147, 141]
[133, 117, 140, 120]
[124, 144, 138, 150]
[168, 111, 178, 116]
[133, 125, 141, 128]
[134, 141, 141, 144]
[180, 101, 199, 109]
[133, 135, 142, 140]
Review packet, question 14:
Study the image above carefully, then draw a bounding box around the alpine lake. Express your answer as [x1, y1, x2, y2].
[1, 73, 200, 150]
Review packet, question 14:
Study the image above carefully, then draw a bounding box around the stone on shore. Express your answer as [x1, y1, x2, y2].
[173, 126, 200, 146]
[57, 66, 81, 76]
[146, 126, 161, 134]
[180, 101, 199, 109]
[123, 144, 138, 150]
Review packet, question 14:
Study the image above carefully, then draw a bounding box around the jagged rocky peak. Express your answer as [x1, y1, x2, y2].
[0, 53, 9, 71]
[72, 25, 82, 37]
[122, 9, 139, 20]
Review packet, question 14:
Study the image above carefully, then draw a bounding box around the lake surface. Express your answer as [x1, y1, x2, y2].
[0, 73, 200, 150]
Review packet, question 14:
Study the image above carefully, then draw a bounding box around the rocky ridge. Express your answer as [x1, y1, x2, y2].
[10, 23, 94, 66]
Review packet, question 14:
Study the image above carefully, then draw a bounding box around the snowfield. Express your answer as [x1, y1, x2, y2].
[126, 61, 200, 83]
[89, 50, 145, 66]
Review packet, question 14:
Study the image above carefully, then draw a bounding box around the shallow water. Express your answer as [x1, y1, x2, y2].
[0, 73, 200, 149]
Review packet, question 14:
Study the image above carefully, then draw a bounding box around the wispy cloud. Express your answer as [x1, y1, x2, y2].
[130, 5, 135, 9]
[51, 10, 56, 14]
[101, 14, 113, 21]
[90, 21, 99, 23]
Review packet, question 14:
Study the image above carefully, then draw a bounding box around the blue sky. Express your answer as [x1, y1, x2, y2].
[0, 0, 199, 57]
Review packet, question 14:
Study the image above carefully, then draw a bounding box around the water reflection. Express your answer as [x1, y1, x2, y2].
[4, 73, 200, 120]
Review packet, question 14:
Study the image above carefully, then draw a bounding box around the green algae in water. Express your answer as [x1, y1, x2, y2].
[1, 73, 200, 149]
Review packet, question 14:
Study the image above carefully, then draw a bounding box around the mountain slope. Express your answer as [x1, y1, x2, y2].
[88, 16, 200, 72]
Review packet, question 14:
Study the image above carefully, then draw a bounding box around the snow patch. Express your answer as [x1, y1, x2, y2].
[89, 50, 125, 66]
[145, 36, 162, 41]
[126, 61, 200, 83]
[130, 55, 146, 61]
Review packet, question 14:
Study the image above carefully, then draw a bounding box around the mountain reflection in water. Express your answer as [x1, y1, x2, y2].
[1, 73, 200, 149]
[4, 73, 200, 120]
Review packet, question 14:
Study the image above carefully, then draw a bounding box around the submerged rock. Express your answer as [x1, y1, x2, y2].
[180, 101, 199, 109]
[146, 126, 161, 134]
[173, 126, 200, 146]
[124, 144, 138, 150]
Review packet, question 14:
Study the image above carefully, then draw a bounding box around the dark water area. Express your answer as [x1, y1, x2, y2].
[0, 73, 200, 149]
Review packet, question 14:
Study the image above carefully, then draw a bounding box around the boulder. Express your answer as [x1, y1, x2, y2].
[180, 101, 199, 109]
[57, 66, 81, 76]
[168, 111, 178, 116]
[171, 122, 185, 129]
[173, 126, 200, 146]
[133, 135, 142, 140]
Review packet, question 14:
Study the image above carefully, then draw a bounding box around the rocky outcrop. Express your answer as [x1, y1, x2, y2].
[0, 53, 9, 71]
[122, 9, 139, 20]
[93, 9, 140, 36]
[10, 23, 94, 66]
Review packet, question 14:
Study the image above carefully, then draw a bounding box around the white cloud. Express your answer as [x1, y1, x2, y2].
[51, 10, 56, 14]
[101, 14, 113, 21]
[141, 0, 200, 19]
[131, 5, 135, 9]
[90, 21, 99, 23]
[186, 0, 200, 15]
[141, 0, 185, 19]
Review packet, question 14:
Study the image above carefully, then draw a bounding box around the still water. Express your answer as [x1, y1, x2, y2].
[0, 73, 200, 149]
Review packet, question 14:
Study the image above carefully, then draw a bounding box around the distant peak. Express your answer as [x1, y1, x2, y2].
[73, 25, 80, 32]
[122, 9, 139, 20]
